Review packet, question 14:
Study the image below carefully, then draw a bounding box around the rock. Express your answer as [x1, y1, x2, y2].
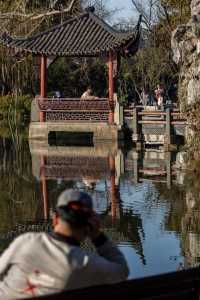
[176, 151, 188, 169]
[172, 1, 200, 107]
[171, 28, 182, 64]
[171, 25, 196, 65]
[191, 0, 200, 18]
[176, 170, 186, 185]
[187, 78, 200, 105]
[185, 126, 195, 144]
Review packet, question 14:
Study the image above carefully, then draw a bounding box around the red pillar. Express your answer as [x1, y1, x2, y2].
[40, 156, 49, 220]
[108, 50, 114, 124]
[40, 55, 47, 122]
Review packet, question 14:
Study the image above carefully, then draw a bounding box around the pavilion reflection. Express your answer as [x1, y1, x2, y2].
[30, 140, 123, 219]
[30, 140, 146, 264]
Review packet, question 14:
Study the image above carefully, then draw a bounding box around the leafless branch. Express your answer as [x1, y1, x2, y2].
[131, 0, 159, 31]
[0, 0, 77, 20]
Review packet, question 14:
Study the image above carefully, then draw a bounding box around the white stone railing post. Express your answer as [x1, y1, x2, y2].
[114, 93, 123, 126]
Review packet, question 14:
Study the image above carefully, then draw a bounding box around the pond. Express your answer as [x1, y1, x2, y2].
[0, 136, 199, 280]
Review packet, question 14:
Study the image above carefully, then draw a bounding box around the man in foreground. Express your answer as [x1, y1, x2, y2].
[0, 189, 129, 299]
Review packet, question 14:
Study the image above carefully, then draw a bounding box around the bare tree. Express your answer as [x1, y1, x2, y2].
[132, 0, 159, 31]
[82, 0, 120, 21]
[0, 0, 82, 95]
[0, 0, 82, 44]
[0, 0, 77, 21]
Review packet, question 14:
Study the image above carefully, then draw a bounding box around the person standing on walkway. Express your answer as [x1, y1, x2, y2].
[0, 189, 129, 299]
[141, 88, 151, 107]
[154, 84, 165, 107]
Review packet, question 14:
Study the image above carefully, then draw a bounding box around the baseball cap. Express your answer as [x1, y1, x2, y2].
[56, 189, 93, 210]
[56, 189, 93, 227]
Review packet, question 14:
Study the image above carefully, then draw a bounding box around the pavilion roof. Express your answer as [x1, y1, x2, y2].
[0, 10, 140, 57]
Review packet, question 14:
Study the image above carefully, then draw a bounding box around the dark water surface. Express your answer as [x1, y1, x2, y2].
[0, 137, 199, 279]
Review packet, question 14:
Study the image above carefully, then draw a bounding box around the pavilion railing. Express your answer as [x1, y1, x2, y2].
[36, 98, 111, 122]
[41, 156, 110, 179]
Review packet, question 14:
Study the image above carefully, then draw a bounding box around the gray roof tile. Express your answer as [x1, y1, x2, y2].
[0, 12, 140, 57]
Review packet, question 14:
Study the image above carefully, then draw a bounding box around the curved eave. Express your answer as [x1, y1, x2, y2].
[0, 32, 137, 57]
[0, 11, 141, 57]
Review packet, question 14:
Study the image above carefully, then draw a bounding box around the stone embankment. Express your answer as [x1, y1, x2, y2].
[172, 0, 200, 108]
[172, 0, 200, 163]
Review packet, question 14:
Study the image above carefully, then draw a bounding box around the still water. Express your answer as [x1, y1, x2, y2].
[0, 137, 199, 279]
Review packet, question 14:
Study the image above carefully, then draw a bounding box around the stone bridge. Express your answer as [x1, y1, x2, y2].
[124, 106, 186, 147]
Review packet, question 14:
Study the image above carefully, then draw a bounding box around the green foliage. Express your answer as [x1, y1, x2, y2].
[0, 95, 31, 123]
[47, 57, 108, 97]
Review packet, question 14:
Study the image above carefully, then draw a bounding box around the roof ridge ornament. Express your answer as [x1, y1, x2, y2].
[85, 6, 95, 13]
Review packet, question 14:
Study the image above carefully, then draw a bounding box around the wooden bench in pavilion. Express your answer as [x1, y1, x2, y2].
[28, 267, 200, 300]
[0, 8, 142, 142]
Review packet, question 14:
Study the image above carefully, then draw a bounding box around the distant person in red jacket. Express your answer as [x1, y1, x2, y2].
[154, 84, 165, 107]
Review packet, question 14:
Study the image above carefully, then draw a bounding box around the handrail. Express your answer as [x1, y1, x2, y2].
[124, 110, 186, 117]
[40, 110, 110, 113]
[28, 266, 200, 300]
[37, 98, 111, 112]
[138, 120, 166, 125]
[138, 120, 186, 125]
[37, 97, 109, 101]
[138, 111, 167, 116]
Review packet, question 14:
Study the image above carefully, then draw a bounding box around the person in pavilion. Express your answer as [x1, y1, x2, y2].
[81, 87, 99, 100]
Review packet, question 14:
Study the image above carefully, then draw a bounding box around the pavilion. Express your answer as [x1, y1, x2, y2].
[0, 7, 141, 141]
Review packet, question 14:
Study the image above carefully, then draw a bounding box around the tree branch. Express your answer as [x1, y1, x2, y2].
[131, 0, 159, 32]
[0, 0, 77, 20]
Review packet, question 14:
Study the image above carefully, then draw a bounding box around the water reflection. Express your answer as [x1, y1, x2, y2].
[0, 137, 200, 278]
[30, 140, 147, 267]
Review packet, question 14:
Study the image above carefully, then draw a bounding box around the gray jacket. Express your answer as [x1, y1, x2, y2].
[0, 232, 129, 299]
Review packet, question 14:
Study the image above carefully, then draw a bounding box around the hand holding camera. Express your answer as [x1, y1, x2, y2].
[87, 212, 101, 240]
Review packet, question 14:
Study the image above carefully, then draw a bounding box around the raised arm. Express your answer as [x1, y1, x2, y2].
[85, 214, 129, 284]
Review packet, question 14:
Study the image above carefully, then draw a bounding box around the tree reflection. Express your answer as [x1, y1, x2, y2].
[0, 138, 40, 234]
[156, 170, 200, 268]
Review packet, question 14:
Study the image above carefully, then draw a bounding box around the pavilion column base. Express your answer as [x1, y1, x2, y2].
[29, 122, 124, 142]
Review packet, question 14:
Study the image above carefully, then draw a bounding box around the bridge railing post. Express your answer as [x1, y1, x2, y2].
[114, 94, 123, 126]
[166, 151, 172, 189]
[165, 108, 171, 149]
[132, 107, 142, 149]
[132, 150, 140, 184]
